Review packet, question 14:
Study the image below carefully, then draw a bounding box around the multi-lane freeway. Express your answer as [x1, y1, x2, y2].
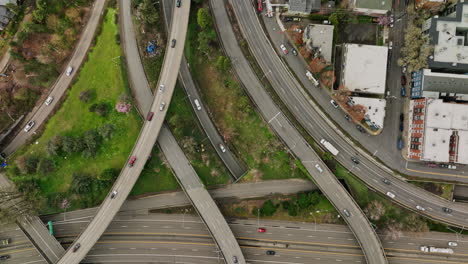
[44, 212, 468, 264]
[225, 0, 468, 231]
[212, 1, 387, 263]
[55, 2, 192, 263]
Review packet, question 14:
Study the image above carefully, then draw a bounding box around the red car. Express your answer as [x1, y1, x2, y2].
[128, 156, 137, 167]
[257, 0, 263, 11]
[401, 75, 407, 86]
[257, 228, 266, 233]
[426, 162, 437, 168]
[147, 111, 154, 121]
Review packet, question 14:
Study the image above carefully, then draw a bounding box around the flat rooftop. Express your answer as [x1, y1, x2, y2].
[422, 127, 452, 162]
[425, 99, 468, 130]
[351, 97, 386, 128]
[354, 0, 392, 11]
[304, 24, 334, 63]
[341, 44, 388, 95]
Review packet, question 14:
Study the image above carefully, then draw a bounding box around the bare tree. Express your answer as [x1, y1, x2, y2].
[365, 200, 386, 221]
[383, 220, 404, 240]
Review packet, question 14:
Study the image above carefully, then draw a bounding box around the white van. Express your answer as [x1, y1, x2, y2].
[66, 66, 73, 76]
[194, 99, 201, 111]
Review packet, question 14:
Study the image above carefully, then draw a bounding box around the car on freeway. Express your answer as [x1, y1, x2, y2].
[257, 228, 266, 233]
[66, 66, 73, 76]
[330, 99, 339, 108]
[386, 191, 396, 199]
[356, 125, 366, 134]
[72, 243, 81, 252]
[266, 250, 276, 255]
[344, 114, 351, 122]
[416, 205, 426, 211]
[280, 44, 288, 55]
[147, 111, 154, 121]
[351, 157, 359, 164]
[426, 162, 437, 168]
[343, 209, 351, 217]
[397, 136, 404, 150]
[194, 99, 202, 110]
[448, 241, 458, 247]
[383, 178, 391, 185]
[401, 75, 407, 86]
[401, 86, 406, 97]
[159, 84, 165, 93]
[176, 0, 181, 7]
[315, 164, 323, 173]
[219, 143, 226, 153]
[291, 48, 298, 56]
[171, 39, 176, 48]
[442, 207, 453, 214]
[110, 191, 118, 199]
[159, 102, 166, 111]
[24, 120, 35, 132]
[128, 156, 137, 167]
[0, 255, 10, 261]
[45, 96, 54, 106]
[1, 238, 10, 246]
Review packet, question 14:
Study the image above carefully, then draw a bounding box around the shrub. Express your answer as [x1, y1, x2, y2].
[98, 167, 119, 182]
[47, 135, 63, 156]
[98, 123, 115, 140]
[79, 90, 93, 102]
[259, 200, 278, 217]
[70, 172, 94, 195]
[197, 8, 212, 30]
[25, 156, 40, 174]
[37, 158, 55, 174]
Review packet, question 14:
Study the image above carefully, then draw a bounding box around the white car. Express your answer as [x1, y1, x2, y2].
[315, 164, 323, 173]
[110, 191, 118, 199]
[388, 41, 393, 50]
[448, 241, 458, 247]
[280, 44, 288, 55]
[416, 205, 426, 211]
[386, 191, 395, 199]
[66, 66, 73, 76]
[159, 102, 166, 111]
[45, 96, 54, 106]
[24, 121, 35, 132]
[159, 84, 165, 93]
[330, 100, 339, 108]
[194, 99, 202, 111]
[219, 144, 226, 153]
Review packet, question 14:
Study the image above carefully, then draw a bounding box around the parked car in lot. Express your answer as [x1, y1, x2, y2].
[291, 48, 298, 56]
[330, 100, 339, 108]
[401, 75, 407, 86]
[449, 164, 457, 170]
[24, 120, 35, 132]
[128, 156, 137, 167]
[356, 125, 366, 134]
[280, 44, 288, 55]
[45, 96, 54, 106]
[448, 241, 458, 247]
[257, 228, 266, 233]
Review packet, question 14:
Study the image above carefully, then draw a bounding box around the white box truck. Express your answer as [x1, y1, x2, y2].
[320, 139, 339, 156]
[306, 71, 319, 86]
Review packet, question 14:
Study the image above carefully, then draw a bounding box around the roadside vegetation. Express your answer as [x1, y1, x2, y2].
[5, 8, 142, 214]
[0, 0, 93, 133]
[186, 2, 306, 182]
[410, 181, 453, 201]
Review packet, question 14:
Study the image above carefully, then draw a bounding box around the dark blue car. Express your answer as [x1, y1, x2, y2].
[397, 136, 404, 150]
[401, 86, 406, 97]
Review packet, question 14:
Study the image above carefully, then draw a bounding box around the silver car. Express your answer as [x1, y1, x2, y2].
[24, 121, 35, 132]
[159, 102, 166, 111]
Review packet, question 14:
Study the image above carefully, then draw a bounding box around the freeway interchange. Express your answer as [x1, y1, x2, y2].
[3, 0, 468, 264]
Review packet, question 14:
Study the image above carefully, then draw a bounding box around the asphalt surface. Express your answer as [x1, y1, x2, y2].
[120, 1, 245, 263]
[212, 1, 387, 264]
[55, 2, 191, 263]
[226, 0, 468, 230]
[0, 223, 46, 264]
[2, 0, 106, 156]
[47, 213, 468, 264]
[160, 0, 246, 180]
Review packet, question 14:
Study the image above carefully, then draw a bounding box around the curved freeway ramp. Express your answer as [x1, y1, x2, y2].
[55, 2, 191, 263]
[212, 1, 387, 263]
[119, 1, 246, 263]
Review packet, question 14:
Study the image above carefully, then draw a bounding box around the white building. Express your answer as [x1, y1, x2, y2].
[349, 97, 386, 130]
[341, 44, 388, 95]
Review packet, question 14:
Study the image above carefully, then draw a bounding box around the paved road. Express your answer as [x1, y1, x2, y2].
[120, 1, 245, 263]
[212, 1, 387, 264]
[55, 2, 191, 263]
[226, 0, 468, 230]
[161, 0, 246, 180]
[49, 213, 468, 264]
[0, 223, 46, 264]
[2, 0, 106, 156]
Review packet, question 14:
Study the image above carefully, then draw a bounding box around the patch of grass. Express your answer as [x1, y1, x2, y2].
[410, 181, 454, 201]
[185, 5, 306, 182]
[7, 9, 142, 212]
[166, 83, 230, 186]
